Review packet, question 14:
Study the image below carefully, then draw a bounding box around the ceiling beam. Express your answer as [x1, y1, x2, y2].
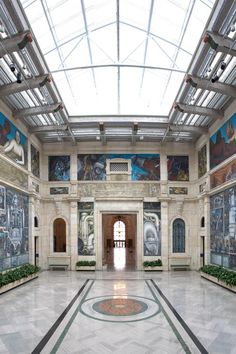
[13, 103, 64, 119]
[30, 125, 68, 133]
[204, 31, 236, 57]
[174, 102, 224, 120]
[69, 115, 169, 125]
[0, 74, 51, 97]
[0, 31, 33, 57]
[186, 75, 236, 97]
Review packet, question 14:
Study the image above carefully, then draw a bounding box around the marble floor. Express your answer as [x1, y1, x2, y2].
[0, 270, 236, 354]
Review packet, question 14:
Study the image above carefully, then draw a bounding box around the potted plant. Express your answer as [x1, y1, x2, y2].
[0, 264, 40, 295]
[200, 264, 236, 292]
[76, 260, 96, 271]
[143, 259, 163, 271]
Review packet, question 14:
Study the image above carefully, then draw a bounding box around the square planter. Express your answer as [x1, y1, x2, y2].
[144, 266, 163, 272]
[76, 266, 96, 271]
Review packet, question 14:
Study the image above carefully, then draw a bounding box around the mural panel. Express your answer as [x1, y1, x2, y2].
[167, 156, 189, 181]
[31, 144, 40, 178]
[50, 187, 69, 195]
[0, 111, 27, 167]
[210, 185, 236, 270]
[49, 155, 70, 181]
[210, 113, 236, 169]
[169, 187, 188, 195]
[77, 154, 160, 180]
[78, 202, 94, 255]
[210, 158, 236, 189]
[0, 184, 28, 271]
[198, 145, 207, 178]
[143, 202, 161, 256]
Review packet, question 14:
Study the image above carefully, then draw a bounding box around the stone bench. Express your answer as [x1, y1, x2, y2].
[170, 264, 190, 271]
[48, 256, 70, 270]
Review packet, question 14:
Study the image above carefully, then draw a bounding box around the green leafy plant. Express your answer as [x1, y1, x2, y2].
[76, 260, 96, 267]
[143, 259, 162, 267]
[0, 264, 40, 288]
[200, 264, 236, 287]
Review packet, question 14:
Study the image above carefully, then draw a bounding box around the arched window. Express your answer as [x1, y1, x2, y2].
[53, 218, 66, 252]
[34, 216, 38, 228]
[113, 219, 126, 247]
[201, 216, 205, 228]
[173, 218, 185, 253]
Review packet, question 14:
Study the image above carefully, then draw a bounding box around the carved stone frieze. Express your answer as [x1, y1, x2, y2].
[0, 156, 28, 189]
[78, 182, 160, 198]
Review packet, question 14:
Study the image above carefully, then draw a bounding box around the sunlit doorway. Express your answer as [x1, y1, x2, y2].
[102, 214, 136, 271]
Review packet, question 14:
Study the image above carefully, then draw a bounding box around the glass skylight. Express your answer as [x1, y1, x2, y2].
[21, 0, 215, 116]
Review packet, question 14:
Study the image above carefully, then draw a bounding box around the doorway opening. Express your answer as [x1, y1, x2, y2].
[102, 214, 136, 270]
[200, 236, 205, 267]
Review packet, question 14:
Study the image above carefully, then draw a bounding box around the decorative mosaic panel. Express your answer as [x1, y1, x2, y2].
[167, 156, 189, 181]
[210, 185, 236, 270]
[78, 202, 94, 255]
[210, 113, 236, 169]
[49, 155, 70, 181]
[143, 202, 161, 256]
[0, 184, 28, 271]
[0, 111, 27, 168]
[31, 144, 40, 178]
[77, 154, 160, 181]
[198, 145, 207, 178]
[210, 158, 236, 189]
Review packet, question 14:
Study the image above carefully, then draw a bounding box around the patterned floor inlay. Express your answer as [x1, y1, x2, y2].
[35, 278, 206, 354]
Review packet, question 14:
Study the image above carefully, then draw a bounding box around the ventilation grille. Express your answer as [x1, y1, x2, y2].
[110, 162, 128, 172]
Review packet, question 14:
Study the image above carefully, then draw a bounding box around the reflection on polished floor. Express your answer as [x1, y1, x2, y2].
[107, 247, 136, 271]
[1, 270, 236, 353]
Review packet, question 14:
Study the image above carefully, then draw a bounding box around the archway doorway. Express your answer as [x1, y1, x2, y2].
[102, 214, 136, 270]
[53, 218, 66, 252]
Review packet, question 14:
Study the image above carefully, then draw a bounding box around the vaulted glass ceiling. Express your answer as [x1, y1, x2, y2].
[21, 0, 215, 117]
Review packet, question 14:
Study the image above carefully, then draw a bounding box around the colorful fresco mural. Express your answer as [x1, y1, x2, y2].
[78, 202, 95, 255]
[0, 184, 28, 271]
[198, 145, 207, 178]
[143, 202, 161, 256]
[0, 111, 27, 167]
[211, 158, 236, 189]
[77, 154, 160, 181]
[49, 155, 70, 181]
[210, 185, 236, 270]
[167, 156, 189, 181]
[169, 187, 188, 195]
[210, 113, 236, 169]
[31, 144, 40, 178]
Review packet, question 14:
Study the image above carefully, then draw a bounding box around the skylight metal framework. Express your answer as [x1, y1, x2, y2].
[0, 0, 235, 144]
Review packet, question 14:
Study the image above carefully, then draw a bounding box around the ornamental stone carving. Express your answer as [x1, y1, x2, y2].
[78, 182, 160, 198]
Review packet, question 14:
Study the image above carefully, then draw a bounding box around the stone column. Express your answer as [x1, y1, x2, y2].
[28, 195, 35, 265]
[204, 196, 211, 264]
[70, 201, 78, 270]
[161, 201, 169, 270]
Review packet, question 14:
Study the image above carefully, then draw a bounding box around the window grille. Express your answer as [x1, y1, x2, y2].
[110, 162, 128, 172]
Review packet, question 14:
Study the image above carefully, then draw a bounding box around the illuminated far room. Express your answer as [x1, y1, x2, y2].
[0, 1, 236, 353]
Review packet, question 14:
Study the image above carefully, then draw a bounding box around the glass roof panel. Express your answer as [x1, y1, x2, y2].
[21, 0, 215, 116]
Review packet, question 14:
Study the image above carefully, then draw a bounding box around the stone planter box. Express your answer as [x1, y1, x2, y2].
[144, 266, 163, 272]
[76, 266, 96, 271]
[0, 273, 39, 295]
[200, 272, 236, 293]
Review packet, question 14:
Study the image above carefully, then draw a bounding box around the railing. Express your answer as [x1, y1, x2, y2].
[113, 240, 126, 248]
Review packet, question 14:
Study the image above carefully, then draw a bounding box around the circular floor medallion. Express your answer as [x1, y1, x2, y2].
[80, 295, 160, 322]
[93, 298, 148, 316]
